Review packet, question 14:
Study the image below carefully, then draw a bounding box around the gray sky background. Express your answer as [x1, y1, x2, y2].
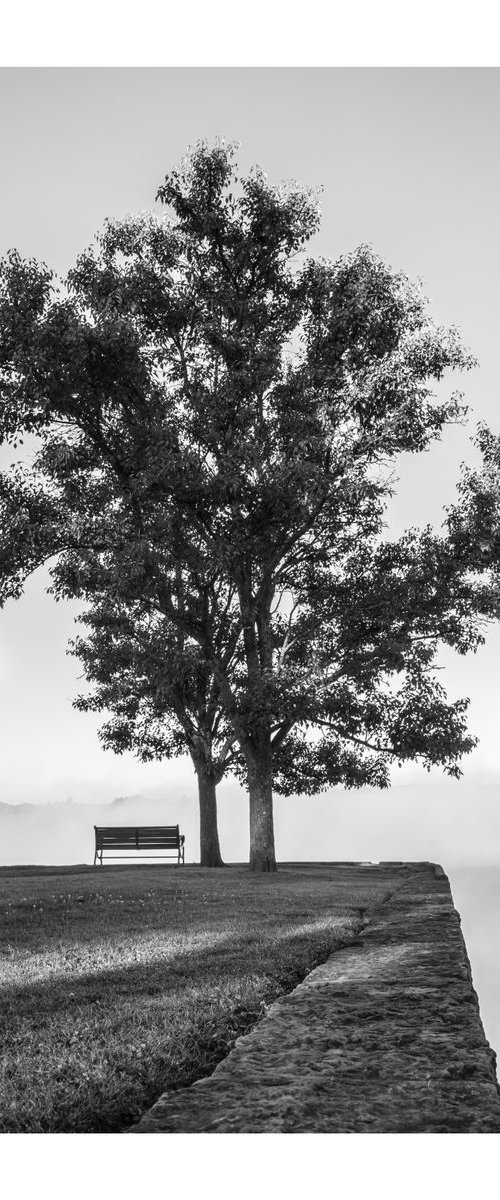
[1, 68, 500, 866]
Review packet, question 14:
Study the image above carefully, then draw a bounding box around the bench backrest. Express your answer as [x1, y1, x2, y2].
[94, 825, 181, 850]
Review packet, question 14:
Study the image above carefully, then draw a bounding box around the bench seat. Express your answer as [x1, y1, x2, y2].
[94, 825, 185, 866]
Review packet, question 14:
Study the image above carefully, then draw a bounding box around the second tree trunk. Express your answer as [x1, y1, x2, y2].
[247, 741, 277, 872]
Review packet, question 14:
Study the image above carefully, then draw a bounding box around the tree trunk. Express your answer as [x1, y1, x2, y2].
[247, 741, 277, 872]
[196, 768, 224, 867]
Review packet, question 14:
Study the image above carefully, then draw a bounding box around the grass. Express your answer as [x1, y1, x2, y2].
[0, 862, 394, 1133]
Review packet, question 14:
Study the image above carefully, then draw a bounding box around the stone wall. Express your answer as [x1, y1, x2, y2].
[128, 863, 500, 1133]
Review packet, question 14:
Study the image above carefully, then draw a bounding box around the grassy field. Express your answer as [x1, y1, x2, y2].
[0, 862, 394, 1133]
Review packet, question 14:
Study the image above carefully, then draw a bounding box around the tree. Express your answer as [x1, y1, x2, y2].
[444, 424, 500, 611]
[70, 587, 237, 868]
[0, 140, 490, 871]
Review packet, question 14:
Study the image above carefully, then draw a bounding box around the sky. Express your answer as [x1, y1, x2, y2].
[1, 67, 500, 869]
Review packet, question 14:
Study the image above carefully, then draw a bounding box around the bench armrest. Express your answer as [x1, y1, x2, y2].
[179, 834, 185, 846]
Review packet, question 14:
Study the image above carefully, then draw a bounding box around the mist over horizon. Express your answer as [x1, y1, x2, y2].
[2, 768, 500, 870]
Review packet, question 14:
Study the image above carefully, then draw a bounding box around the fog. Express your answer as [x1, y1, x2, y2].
[3, 769, 500, 870]
[448, 868, 500, 1064]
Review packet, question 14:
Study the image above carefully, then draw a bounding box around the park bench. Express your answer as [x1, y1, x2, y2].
[93, 825, 185, 867]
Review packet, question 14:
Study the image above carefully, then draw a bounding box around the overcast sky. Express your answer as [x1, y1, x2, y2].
[1, 68, 500, 866]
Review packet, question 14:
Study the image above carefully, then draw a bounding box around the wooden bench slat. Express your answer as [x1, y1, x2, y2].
[97, 843, 181, 849]
[96, 830, 181, 840]
[96, 840, 179, 849]
[97, 836, 181, 843]
[96, 827, 180, 836]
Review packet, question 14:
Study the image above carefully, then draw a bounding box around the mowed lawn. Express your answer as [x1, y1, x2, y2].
[0, 862, 394, 1133]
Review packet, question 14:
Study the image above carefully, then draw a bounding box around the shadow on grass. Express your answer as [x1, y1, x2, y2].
[0, 917, 366, 1133]
[1, 919, 364, 1020]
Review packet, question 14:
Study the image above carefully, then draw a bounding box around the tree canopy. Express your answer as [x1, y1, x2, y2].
[0, 140, 493, 870]
[70, 579, 240, 867]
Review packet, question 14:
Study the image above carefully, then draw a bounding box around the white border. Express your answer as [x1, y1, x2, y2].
[0, 1, 499, 67]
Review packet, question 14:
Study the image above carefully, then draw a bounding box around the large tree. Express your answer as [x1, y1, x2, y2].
[0, 141, 492, 870]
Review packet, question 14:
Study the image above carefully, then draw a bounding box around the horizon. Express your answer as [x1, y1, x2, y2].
[3, 771, 500, 871]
